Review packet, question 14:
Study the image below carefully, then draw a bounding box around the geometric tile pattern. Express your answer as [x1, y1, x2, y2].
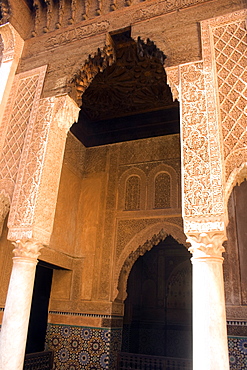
[228, 336, 247, 370]
[45, 323, 122, 370]
[213, 20, 247, 161]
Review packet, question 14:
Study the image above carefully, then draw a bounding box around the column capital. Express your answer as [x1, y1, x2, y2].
[187, 231, 226, 262]
[12, 239, 43, 261]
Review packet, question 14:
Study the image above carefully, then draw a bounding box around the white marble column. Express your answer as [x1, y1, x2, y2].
[0, 239, 42, 370]
[187, 232, 229, 370]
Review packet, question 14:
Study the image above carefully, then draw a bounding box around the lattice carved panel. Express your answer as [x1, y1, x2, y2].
[8, 98, 55, 232]
[154, 173, 171, 209]
[200, 9, 247, 195]
[0, 66, 47, 198]
[213, 19, 247, 179]
[8, 95, 79, 242]
[125, 176, 141, 211]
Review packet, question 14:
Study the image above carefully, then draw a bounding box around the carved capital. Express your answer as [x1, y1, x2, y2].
[12, 239, 43, 260]
[54, 95, 80, 132]
[187, 231, 226, 262]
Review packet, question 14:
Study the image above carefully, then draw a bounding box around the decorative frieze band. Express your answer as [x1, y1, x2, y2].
[31, 0, 211, 37]
[44, 20, 110, 49]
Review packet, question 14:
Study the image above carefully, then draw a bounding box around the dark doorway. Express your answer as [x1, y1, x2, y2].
[122, 236, 192, 359]
[25, 262, 53, 354]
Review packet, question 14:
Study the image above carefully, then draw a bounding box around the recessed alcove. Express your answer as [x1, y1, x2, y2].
[70, 29, 179, 147]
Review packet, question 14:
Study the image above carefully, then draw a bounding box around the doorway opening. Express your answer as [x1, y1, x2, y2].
[25, 262, 53, 354]
[122, 236, 192, 359]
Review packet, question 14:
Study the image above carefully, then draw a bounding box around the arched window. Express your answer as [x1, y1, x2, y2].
[125, 176, 140, 210]
[154, 172, 171, 209]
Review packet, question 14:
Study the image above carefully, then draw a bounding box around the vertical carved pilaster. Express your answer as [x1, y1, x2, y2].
[32, 0, 41, 37]
[56, 0, 65, 29]
[96, 0, 102, 15]
[43, 0, 53, 33]
[69, 0, 77, 24]
[82, 0, 89, 20]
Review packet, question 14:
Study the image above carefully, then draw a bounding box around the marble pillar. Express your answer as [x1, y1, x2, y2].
[0, 239, 42, 370]
[188, 232, 229, 370]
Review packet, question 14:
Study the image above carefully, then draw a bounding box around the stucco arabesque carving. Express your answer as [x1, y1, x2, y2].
[44, 20, 110, 49]
[132, 0, 211, 23]
[187, 231, 226, 261]
[12, 238, 43, 261]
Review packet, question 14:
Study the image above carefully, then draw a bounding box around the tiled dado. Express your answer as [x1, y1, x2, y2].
[45, 323, 122, 369]
[228, 336, 247, 370]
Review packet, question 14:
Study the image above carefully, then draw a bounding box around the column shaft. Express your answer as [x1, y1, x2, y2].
[192, 258, 229, 370]
[0, 240, 42, 370]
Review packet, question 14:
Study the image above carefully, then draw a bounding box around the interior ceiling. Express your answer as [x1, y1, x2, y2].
[71, 30, 180, 147]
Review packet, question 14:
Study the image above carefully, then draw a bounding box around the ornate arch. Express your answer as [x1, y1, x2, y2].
[70, 35, 115, 106]
[0, 189, 10, 236]
[113, 221, 188, 303]
[225, 162, 247, 206]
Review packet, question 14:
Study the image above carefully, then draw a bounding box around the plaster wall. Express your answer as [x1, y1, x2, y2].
[47, 133, 182, 320]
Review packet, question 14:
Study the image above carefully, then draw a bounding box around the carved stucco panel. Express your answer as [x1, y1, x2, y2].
[8, 95, 79, 243]
[200, 9, 247, 200]
[180, 62, 211, 218]
[0, 66, 47, 200]
[8, 97, 54, 236]
[180, 56, 225, 234]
